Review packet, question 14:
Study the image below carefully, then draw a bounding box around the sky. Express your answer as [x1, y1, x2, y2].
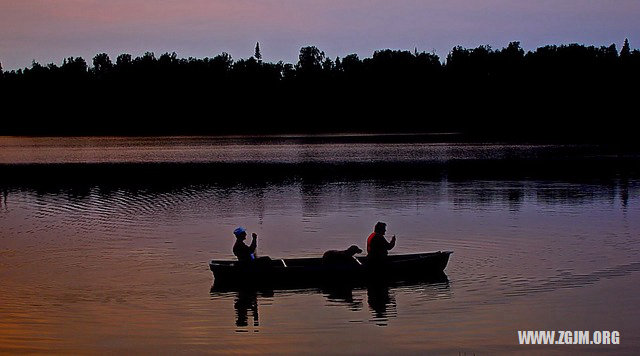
[1, 0, 639, 70]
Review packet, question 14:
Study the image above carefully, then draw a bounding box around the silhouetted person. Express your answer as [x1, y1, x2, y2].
[232, 226, 272, 266]
[232, 227, 257, 262]
[366, 222, 396, 263]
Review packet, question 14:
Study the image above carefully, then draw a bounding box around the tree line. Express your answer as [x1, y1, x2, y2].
[1, 40, 638, 141]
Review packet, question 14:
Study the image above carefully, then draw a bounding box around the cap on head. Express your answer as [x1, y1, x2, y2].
[374, 222, 387, 233]
[233, 227, 246, 236]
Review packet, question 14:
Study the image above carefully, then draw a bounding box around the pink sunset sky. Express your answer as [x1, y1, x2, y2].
[1, 0, 639, 69]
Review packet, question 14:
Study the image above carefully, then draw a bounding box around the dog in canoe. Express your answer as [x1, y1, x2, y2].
[322, 245, 363, 265]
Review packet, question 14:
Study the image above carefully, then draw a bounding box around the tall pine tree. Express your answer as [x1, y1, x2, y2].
[621, 38, 631, 58]
[254, 42, 262, 63]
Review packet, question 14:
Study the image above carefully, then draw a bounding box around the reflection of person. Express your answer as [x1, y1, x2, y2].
[366, 222, 396, 262]
[232, 289, 274, 328]
[234, 289, 258, 327]
[232, 227, 257, 262]
[367, 283, 396, 326]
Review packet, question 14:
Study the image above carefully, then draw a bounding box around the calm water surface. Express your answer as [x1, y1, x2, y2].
[0, 135, 584, 164]
[0, 137, 639, 354]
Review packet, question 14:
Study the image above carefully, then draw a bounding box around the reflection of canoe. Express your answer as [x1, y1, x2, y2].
[210, 275, 451, 328]
[209, 251, 452, 287]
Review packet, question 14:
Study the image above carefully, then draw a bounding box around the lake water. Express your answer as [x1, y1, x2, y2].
[0, 136, 639, 354]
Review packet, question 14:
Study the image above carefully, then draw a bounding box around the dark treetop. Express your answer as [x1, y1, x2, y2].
[1, 40, 639, 142]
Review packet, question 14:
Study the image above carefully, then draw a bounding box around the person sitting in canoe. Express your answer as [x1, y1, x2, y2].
[232, 227, 271, 265]
[366, 222, 396, 262]
[233, 227, 256, 262]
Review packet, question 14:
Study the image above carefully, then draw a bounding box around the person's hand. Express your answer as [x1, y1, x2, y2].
[252, 233, 258, 239]
[391, 235, 396, 242]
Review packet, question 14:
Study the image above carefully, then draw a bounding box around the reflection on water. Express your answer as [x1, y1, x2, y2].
[367, 283, 396, 326]
[212, 277, 450, 330]
[233, 289, 270, 330]
[1, 140, 639, 354]
[1, 189, 7, 211]
[0, 135, 594, 164]
[324, 284, 363, 312]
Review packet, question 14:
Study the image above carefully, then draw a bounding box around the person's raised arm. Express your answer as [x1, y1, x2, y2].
[249, 233, 258, 253]
[388, 235, 396, 250]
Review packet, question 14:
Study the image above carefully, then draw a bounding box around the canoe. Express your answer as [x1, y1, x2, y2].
[209, 251, 452, 287]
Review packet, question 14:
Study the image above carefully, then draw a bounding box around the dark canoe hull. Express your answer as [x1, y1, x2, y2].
[210, 251, 452, 288]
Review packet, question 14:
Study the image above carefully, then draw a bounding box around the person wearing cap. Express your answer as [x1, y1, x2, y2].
[366, 222, 396, 263]
[233, 227, 258, 262]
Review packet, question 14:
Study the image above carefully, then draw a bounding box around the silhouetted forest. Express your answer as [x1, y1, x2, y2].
[1, 40, 639, 141]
